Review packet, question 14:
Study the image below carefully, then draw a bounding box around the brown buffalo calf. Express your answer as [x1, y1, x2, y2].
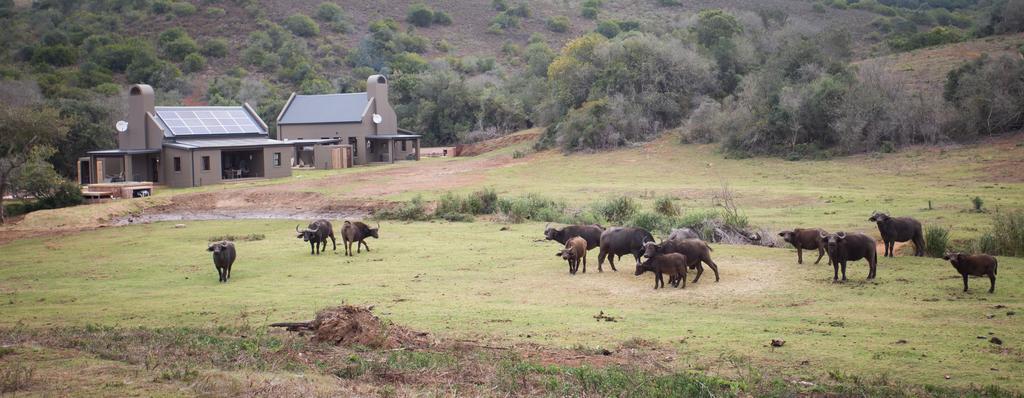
[778, 228, 830, 265]
[557, 236, 588, 275]
[634, 253, 688, 289]
[943, 252, 998, 293]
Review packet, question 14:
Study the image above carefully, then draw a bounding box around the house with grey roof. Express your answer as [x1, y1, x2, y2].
[79, 84, 292, 188]
[276, 75, 421, 166]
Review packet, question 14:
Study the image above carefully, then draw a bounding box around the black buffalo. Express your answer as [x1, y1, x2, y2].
[597, 227, 655, 272]
[820, 231, 878, 281]
[667, 227, 700, 241]
[296, 219, 336, 255]
[544, 223, 604, 250]
[207, 240, 236, 283]
[642, 239, 720, 283]
[869, 211, 925, 257]
[342, 221, 380, 256]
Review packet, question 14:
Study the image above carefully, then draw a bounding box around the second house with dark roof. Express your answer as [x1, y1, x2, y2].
[276, 75, 421, 166]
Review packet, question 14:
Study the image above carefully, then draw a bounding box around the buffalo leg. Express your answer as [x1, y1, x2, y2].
[655, 271, 663, 289]
[362, 241, 371, 252]
[833, 262, 839, 281]
[797, 247, 803, 264]
[988, 273, 995, 293]
[962, 274, 969, 292]
[330, 235, 337, 251]
[840, 261, 847, 281]
[597, 249, 607, 272]
[582, 254, 587, 273]
[702, 258, 721, 282]
[226, 265, 231, 282]
[692, 264, 704, 283]
[914, 235, 925, 257]
[814, 247, 825, 265]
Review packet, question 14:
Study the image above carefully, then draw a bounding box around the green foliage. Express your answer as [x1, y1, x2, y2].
[490, 11, 521, 32]
[546, 16, 570, 32]
[692, 9, 743, 48]
[151, 0, 172, 14]
[581, 5, 598, 19]
[171, 2, 196, 16]
[492, 0, 508, 11]
[972, 196, 984, 212]
[658, 0, 681, 5]
[595, 20, 620, 38]
[31, 45, 79, 67]
[627, 211, 677, 234]
[205, 7, 225, 17]
[437, 188, 500, 216]
[159, 28, 199, 61]
[433, 10, 452, 26]
[374, 195, 430, 221]
[182, 53, 207, 73]
[315, 2, 344, 21]
[595, 196, 639, 225]
[925, 226, 950, 258]
[497, 194, 568, 223]
[888, 26, 964, 51]
[407, 3, 435, 27]
[284, 13, 319, 37]
[987, 210, 1024, 257]
[944, 55, 1024, 139]
[198, 38, 227, 58]
[654, 196, 680, 217]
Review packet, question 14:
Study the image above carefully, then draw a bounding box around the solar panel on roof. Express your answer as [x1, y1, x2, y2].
[156, 108, 262, 136]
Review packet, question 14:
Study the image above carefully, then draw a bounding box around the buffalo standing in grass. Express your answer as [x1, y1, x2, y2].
[667, 228, 700, 241]
[342, 221, 380, 256]
[544, 223, 604, 250]
[869, 211, 925, 257]
[820, 231, 878, 281]
[643, 239, 720, 283]
[207, 240, 236, 283]
[597, 227, 655, 272]
[635, 253, 688, 289]
[296, 219, 336, 255]
[556, 236, 588, 274]
[943, 252, 997, 293]
[778, 228, 830, 265]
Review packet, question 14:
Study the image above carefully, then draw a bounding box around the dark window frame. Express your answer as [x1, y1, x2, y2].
[202, 156, 211, 171]
[272, 152, 281, 167]
[173, 157, 181, 172]
[401, 140, 407, 151]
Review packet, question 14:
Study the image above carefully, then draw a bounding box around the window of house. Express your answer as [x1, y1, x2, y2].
[202, 156, 211, 171]
[273, 152, 281, 167]
[401, 140, 407, 151]
[173, 157, 181, 172]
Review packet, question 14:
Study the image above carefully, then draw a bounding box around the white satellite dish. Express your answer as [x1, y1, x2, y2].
[115, 120, 128, 133]
[372, 114, 382, 124]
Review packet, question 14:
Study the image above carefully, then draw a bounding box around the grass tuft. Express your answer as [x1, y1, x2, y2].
[925, 226, 949, 257]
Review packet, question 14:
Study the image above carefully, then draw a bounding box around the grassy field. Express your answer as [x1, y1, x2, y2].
[2, 135, 1024, 395]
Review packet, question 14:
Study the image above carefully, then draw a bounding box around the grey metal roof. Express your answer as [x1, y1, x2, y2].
[154, 106, 267, 137]
[164, 137, 291, 150]
[87, 149, 162, 155]
[366, 134, 422, 139]
[277, 93, 368, 125]
[282, 138, 344, 145]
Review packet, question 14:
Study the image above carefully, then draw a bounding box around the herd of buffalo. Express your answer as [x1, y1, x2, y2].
[205, 211, 998, 293]
[546, 211, 997, 293]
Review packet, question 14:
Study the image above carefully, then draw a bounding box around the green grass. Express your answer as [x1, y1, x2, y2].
[1, 219, 1022, 391]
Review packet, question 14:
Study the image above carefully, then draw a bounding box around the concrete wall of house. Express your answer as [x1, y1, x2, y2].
[121, 84, 155, 150]
[145, 113, 164, 150]
[163, 147, 193, 188]
[263, 146, 291, 179]
[130, 154, 152, 181]
[193, 149, 222, 187]
[366, 75, 397, 134]
[279, 123, 370, 165]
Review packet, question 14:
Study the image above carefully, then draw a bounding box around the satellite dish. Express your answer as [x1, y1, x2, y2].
[372, 114, 382, 124]
[115, 120, 128, 133]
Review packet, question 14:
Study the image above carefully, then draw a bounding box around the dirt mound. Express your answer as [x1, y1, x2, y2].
[457, 129, 541, 157]
[272, 305, 431, 349]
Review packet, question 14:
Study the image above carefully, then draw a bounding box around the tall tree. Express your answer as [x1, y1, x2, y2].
[0, 105, 69, 223]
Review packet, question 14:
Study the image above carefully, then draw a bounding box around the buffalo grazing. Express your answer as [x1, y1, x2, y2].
[943, 252, 997, 293]
[820, 231, 878, 281]
[597, 227, 655, 272]
[296, 219, 336, 255]
[642, 239, 720, 283]
[342, 221, 380, 256]
[207, 240, 236, 283]
[544, 223, 604, 250]
[635, 253, 688, 289]
[869, 211, 925, 257]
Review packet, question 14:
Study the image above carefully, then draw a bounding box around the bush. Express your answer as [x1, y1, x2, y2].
[31, 45, 78, 67]
[596, 20, 620, 38]
[490, 11, 520, 31]
[989, 210, 1024, 257]
[407, 3, 435, 27]
[284, 14, 320, 37]
[201, 38, 229, 58]
[596, 196, 639, 225]
[315, 2, 344, 21]
[974, 232, 998, 255]
[205, 7, 225, 17]
[492, 0, 508, 11]
[507, 3, 529, 18]
[628, 211, 677, 234]
[374, 195, 430, 221]
[654, 196, 680, 217]
[151, 0, 172, 14]
[433, 11, 452, 26]
[546, 16, 570, 32]
[497, 194, 568, 223]
[944, 55, 1024, 139]
[581, 6, 598, 19]
[971, 196, 984, 212]
[658, 0, 681, 5]
[888, 27, 964, 51]
[437, 188, 499, 216]
[171, 2, 196, 16]
[924, 226, 949, 258]
[182, 53, 206, 73]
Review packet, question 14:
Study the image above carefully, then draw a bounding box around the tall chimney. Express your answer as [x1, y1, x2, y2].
[365, 75, 397, 134]
[121, 84, 155, 149]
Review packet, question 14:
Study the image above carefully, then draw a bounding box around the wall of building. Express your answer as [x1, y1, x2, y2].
[279, 123, 370, 165]
[263, 146, 291, 179]
[162, 147, 193, 188]
[192, 149, 222, 187]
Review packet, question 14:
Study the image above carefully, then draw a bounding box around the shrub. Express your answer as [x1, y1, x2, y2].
[654, 196, 680, 217]
[972, 196, 984, 212]
[407, 3, 435, 27]
[628, 211, 676, 234]
[546, 16, 570, 32]
[31, 45, 78, 67]
[151, 0, 172, 14]
[888, 27, 964, 51]
[596, 20, 620, 38]
[201, 38, 228, 58]
[205, 7, 225, 17]
[437, 188, 499, 216]
[433, 10, 452, 25]
[507, 3, 529, 18]
[284, 14, 320, 37]
[490, 11, 520, 31]
[374, 195, 430, 221]
[974, 232, 998, 255]
[658, 0, 681, 4]
[492, 0, 508, 11]
[171, 2, 196, 16]
[0, 363, 34, 394]
[944, 55, 1024, 139]
[596, 196, 639, 225]
[315, 2, 344, 21]
[581, 6, 598, 19]
[182, 53, 206, 73]
[989, 210, 1024, 257]
[497, 194, 568, 223]
[924, 226, 949, 258]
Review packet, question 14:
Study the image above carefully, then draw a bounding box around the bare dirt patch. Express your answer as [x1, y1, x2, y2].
[458, 129, 542, 157]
